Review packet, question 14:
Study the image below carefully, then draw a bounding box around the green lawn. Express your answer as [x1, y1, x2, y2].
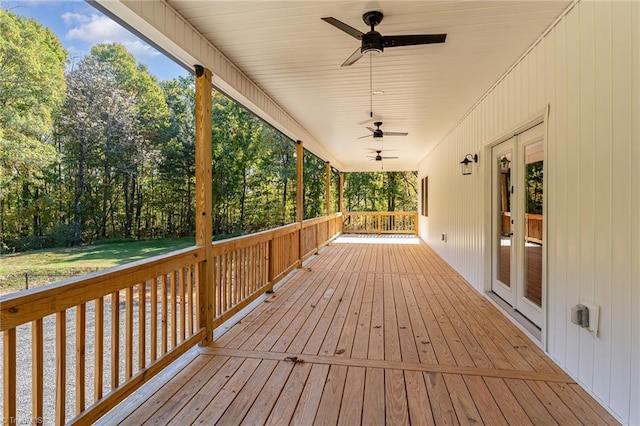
[0, 238, 195, 295]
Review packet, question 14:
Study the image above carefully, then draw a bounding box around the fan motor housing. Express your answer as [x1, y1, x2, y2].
[361, 32, 384, 54]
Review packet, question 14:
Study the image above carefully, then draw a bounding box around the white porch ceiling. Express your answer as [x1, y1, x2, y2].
[165, 0, 571, 171]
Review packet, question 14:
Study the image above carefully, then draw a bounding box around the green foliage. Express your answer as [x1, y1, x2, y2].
[526, 161, 543, 214]
[344, 171, 417, 212]
[213, 92, 296, 234]
[0, 9, 67, 245]
[0, 20, 418, 255]
[303, 151, 326, 219]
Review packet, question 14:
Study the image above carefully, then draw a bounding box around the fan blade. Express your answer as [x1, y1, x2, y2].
[384, 131, 409, 136]
[365, 127, 376, 133]
[383, 34, 447, 48]
[358, 134, 373, 139]
[321, 17, 364, 39]
[381, 156, 399, 159]
[341, 47, 363, 67]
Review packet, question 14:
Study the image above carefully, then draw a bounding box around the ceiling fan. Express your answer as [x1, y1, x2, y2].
[358, 121, 408, 139]
[322, 11, 447, 67]
[368, 150, 398, 161]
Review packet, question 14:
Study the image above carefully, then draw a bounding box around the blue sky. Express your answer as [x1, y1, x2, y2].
[3, 0, 190, 81]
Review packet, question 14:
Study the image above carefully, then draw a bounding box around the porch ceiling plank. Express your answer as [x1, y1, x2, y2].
[112, 240, 619, 425]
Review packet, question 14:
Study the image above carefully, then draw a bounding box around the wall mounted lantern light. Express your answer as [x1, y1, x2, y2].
[460, 154, 479, 175]
[500, 156, 511, 174]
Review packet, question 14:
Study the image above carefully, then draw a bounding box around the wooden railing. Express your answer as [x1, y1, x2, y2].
[0, 247, 206, 425]
[211, 213, 342, 328]
[525, 213, 543, 244]
[342, 211, 418, 235]
[0, 213, 342, 424]
[500, 212, 543, 243]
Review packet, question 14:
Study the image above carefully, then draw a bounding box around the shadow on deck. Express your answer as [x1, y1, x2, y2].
[102, 238, 618, 425]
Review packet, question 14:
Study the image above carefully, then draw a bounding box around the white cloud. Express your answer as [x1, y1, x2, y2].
[62, 12, 159, 59]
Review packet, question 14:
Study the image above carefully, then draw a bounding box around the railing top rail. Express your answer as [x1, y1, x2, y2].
[1, 246, 204, 331]
[343, 211, 418, 216]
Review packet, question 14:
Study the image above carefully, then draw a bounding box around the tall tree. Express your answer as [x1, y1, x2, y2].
[0, 8, 67, 244]
[90, 43, 169, 237]
[56, 56, 138, 245]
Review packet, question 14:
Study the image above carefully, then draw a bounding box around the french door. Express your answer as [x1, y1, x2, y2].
[491, 124, 544, 327]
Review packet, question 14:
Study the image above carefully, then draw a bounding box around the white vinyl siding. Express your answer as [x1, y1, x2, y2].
[418, 1, 639, 423]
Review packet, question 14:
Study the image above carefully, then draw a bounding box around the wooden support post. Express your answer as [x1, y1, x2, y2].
[195, 65, 214, 345]
[296, 140, 304, 267]
[325, 161, 331, 216]
[339, 172, 344, 213]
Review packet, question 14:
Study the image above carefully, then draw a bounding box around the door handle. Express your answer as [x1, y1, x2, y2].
[505, 233, 514, 237]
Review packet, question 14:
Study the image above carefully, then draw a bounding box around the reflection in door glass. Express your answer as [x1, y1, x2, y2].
[523, 142, 543, 307]
[498, 153, 512, 287]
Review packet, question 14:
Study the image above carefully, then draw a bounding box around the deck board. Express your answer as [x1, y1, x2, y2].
[115, 239, 620, 425]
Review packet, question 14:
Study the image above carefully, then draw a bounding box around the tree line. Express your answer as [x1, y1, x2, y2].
[0, 9, 416, 253]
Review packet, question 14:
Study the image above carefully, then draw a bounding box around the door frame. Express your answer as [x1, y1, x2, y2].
[482, 108, 549, 347]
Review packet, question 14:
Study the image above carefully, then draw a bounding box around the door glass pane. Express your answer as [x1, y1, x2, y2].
[523, 142, 543, 307]
[497, 152, 512, 287]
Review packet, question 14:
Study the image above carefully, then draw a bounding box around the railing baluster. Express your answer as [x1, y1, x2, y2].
[187, 266, 193, 336]
[171, 272, 177, 349]
[95, 297, 104, 401]
[234, 250, 240, 306]
[125, 286, 133, 380]
[224, 252, 230, 312]
[76, 303, 86, 414]
[111, 291, 120, 389]
[161, 274, 168, 355]
[4, 328, 17, 425]
[32, 318, 44, 421]
[194, 265, 201, 327]
[179, 269, 186, 342]
[138, 281, 146, 370]
[56, 310, 66, 426]
[150, 277, 157, 362]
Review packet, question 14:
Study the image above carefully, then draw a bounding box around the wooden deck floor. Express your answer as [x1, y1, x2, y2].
[103, 239, 618, 425]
